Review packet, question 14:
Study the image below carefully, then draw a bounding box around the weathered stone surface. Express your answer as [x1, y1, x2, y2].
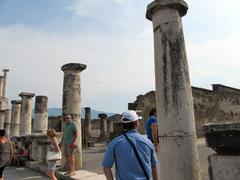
[208, 154, 240, 180]
[19, 92, 35, 136]
[0, 76, 3, 97]
[10, 100, 21, 136]
[203, 121, 240, 154]
[146, 0, 199, 179]
[0, 109, 5, 129]
[98, 113, 108, 140]
[2, 69, 9, 97]
[146, 0, 188, 20]
[61, 63, 86, 169]
[4, 109, 11, 135]
[85, 107, 92, 138]
[33, 96, 48, 133]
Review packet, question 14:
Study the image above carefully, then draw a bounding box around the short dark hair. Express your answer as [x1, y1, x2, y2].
[122, 120, 138, 131]
[149, 108, 156, 117]
[0, 129, 6, 137]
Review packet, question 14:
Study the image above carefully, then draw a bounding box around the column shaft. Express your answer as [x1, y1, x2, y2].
[61, 63, 86, 169]
[0, 110, 5, 129]
[4, 109, 11, 135]
[33, 96, 48, 133]
[2, 69, 9, 97]
[10, 100, 21, 136]
[85, 107, 91, 138]
[0, 76, 3, 97]
[146, 1, 200, 180]
[19, 92, 35, 136]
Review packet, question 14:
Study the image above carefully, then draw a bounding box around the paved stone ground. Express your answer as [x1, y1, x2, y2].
[4, 166, 49, 180]
[4, 138, 215, 180]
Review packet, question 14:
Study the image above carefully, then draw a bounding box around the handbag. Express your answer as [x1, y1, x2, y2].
[123, 133, 150, 180]
[46, 150, 62, 161]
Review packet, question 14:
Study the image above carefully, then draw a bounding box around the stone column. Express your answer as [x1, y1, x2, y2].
[19, 92, 35, 136]
[4, 109, 11, 135]
[107, 121, 113, 135]
[98, 113, 108, 140]
[85, 107, 92, 138]
[10, 100, 21, 136]
[0, 76, 3, 97]
[33, 96, 48, 133]
[61, 63, 87, 169]
[146, 1, 200, 180]
[2, 69, 9, 97]
[0, 110, 5, 129]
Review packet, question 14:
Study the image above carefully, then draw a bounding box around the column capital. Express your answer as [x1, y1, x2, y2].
[19, 92, 35, 98]
[98, 113, 108, 119]
[11, 100, 21, 104]
[61, 63, 87, 72]
[85, 107, 91, 111]
[3, 69, 9, 73]
[0, 109, 5, 113]
[146, 0, 188, 20]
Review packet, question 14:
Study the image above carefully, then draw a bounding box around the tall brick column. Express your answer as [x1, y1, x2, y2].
[146, 1, 200, 179]
[10, 100, 21, 136]
[33, 96, 48, 133]
[61, 63, 87, 169]
[19, 92, 35, 136]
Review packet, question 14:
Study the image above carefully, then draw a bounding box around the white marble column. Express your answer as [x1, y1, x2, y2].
[61, 63, 87, 169]
[2, 69, 9, 98]
[4, 109, 11, 135]
[146, 1, 200, 180]
[10, 100, 21, 136]
[19, 92, 35, 136]
[33, 96, 48, 133]
[0, 110, 5, 129]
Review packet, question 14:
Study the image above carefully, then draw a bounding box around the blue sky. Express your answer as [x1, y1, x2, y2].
[0, 0, 240, 113]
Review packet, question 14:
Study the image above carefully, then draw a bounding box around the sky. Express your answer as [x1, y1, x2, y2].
[0, 0, 240, 114]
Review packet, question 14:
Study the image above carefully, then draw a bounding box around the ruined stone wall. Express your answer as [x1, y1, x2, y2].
[130, 84, 240, 137]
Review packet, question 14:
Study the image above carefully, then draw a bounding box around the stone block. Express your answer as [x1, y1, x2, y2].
[208, 154, 240, 180]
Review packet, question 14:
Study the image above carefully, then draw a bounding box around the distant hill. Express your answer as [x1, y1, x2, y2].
[48, 108, 115, 119]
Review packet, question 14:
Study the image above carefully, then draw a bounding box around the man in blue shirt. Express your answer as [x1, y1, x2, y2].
[102, 110, 158, 180]
[146, 108, 159, 152]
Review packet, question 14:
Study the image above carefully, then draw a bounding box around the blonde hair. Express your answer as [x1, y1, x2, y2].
[46, 128, 56, 138]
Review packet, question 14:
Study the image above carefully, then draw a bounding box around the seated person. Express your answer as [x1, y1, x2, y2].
[11, 142, 23, 166]
[13, 144, 30, 166]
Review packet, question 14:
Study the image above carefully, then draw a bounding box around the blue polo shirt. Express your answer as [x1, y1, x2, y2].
[102, 129, 158, 180]
[145, 116, 158, 143]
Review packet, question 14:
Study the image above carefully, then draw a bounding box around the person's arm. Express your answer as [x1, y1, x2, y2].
[70, 130, 78, 147]
[151, 123, 158, 150]
[53, 138, 61, 152]
[152, 166, 158, 180]
[103, 167, 114, 180]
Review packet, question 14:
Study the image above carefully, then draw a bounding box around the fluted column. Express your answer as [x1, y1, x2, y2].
[61, 63, 87, 169]
[2, 69, 9, 97]
[0, 110, 5, 129]
[10, 100, 21, 136]
[0, 76, 3, 97]
[4, 109, 11, 135]
[33, 96, 48, 133]
[19, 92, 35, 136]
[146, 1, 200, 180]
[98, 113, 108, 140]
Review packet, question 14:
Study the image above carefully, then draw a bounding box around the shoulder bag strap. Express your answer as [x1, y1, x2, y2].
[123, 133, 149, 180]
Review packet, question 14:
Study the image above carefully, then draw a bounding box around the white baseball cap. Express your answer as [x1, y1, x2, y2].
[121, 110, 140, 123]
